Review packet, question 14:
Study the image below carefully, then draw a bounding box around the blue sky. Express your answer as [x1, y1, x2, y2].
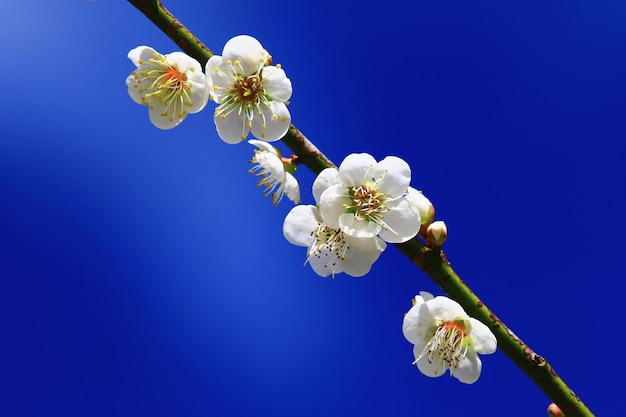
[2, 1, 626, 416]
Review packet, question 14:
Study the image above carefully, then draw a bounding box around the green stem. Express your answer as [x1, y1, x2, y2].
[126, 2, 594, 415]
[281, 126, 337, 172]
[127, 0, 213, 65]
[393, 240, 592, 417]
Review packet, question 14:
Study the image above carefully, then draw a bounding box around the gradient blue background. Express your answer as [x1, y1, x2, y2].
[2, 1, 625, 416]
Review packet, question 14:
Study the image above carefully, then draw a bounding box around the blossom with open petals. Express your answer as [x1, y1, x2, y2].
[206, 35, 292, 144]
[283, 169, 386, 277]
[248, 140, 300, 205]
[318, 153, 421, 243]
[402, 292, 497, 384]
[126, 46, 209, 129]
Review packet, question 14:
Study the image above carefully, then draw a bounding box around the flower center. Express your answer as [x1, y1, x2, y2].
[308, 224, 349, 275]
[140, 60, 188, 96]
[148, 64, 191, 120]
[348, 182, 387, 222]
[234, 74, 264, 106]
[163, 66, 187, 90]
[132, 56, 194, 122]
[418, 320, 469, 375]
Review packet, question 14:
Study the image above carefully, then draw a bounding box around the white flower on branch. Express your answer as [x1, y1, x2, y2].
[206, 35, 292, 144]
[402, 292, 497, 384]
[248, 140, 300, 205]
[283, 205, 386, 277]
[126, 46, 209, 129]
[318, 153, 421, 243]
[283, 169, 386, 277]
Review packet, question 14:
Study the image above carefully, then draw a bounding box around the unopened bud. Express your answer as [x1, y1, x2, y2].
[547, 403, 565, 417]
[406, 187, 435, 227]
[426, 221, 447, 247]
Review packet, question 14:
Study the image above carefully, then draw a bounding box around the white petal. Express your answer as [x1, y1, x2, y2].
[127, 45, 160, 67]
[165, 51, 202, 72]
[249, 139, 278, 154]
[467, 318, 497, 355]
[186, 82, 209, 115]
[312, 168, 339, 204]
[377, 204, 421, 243]
[415, 349, 448, 378]
[283, 205, 319, 247]
[402, 301, 436, 347]
[261, 66, 292, 102]
[205, 55, 223, 73]
[344, 234, 386, 254]
[318, 185, 351, 229]
[185, 71, 210, 114]
[425, 296, 467, 322]
[308, 248, 344, 277]
[205, 55, 232, 103]
[373, 156, 411, 197]
[250, 102, 291, 142]
[148, 102, 184, 130]
[338, 214, 381, 239]
[253, 151, 284, 178]
[338, 153, 377, 187]
[406, 187, 434, 225]
[419, 291, 435, 301]
[284, 173, 301, 204]
[222, 35, 268, 76]
[214, 111, 249, 144]
[339, 247, 382, 277]
[126, 74, 146, 104]
[307, 235, 383, 278]
[450, 348, 482, 384]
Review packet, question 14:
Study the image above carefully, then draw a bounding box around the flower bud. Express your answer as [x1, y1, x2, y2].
[426, 221, 447, 247]
[547, 403, 565, 417]
[406, 187, 435, 227]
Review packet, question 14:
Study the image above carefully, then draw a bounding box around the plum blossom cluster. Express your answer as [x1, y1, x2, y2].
[126, 34, 496, 386]
[402, 291, 497, 384]
[283, 153, 423, 277]
[126, 35, 297, 205]
[126, 35, 292, 143]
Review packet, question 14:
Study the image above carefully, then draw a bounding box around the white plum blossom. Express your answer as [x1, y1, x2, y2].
[402, 292, 497, 384]
[318, 153, 421, 243]
[126, 46, 209, 129]
[283, 169, 386, 277]
[283, 206, 386, 277]
[248, 140, 300, 205]
[206, 35, 292, 144]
